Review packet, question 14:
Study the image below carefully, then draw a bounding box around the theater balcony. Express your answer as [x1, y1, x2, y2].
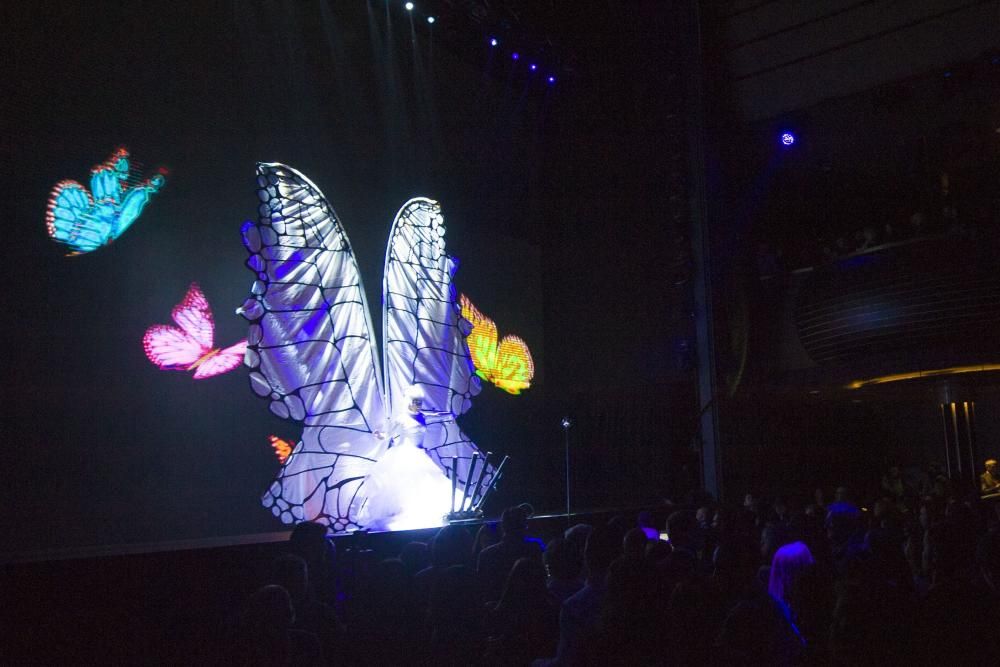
[792, 234, 1000, 386]
[730, 232, 1000, 493]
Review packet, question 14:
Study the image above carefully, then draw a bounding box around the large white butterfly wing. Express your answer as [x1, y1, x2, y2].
[240, 163, 387, 532]
[382, 198, 494, 496]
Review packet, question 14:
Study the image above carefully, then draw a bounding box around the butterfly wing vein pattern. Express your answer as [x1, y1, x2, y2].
[240, 164, 387, 532]
[384, 199, 493, 495]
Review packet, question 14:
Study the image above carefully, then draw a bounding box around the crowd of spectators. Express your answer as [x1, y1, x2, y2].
[755, 168, 994, 276]
[232, 477, 1000, 665]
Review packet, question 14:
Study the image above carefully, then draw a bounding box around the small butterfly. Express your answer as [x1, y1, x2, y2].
[143, 283, 247, 379]
[459, 294, 535, 395]
[46, 147, 165, 255]
[269, 435, 295, 464]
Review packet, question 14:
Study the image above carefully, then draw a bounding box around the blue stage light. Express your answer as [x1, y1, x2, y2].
[427, 16, 435, 24]
[489, 37, 498, 47]
[405, 2, 414, 11]
[547, 75, 556, 85]
[529, 63, 537, 71]
[512, 52, 520, 60]
[780, 132, 795, 146]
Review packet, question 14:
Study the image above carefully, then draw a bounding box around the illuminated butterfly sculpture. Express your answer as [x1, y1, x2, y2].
[460, 294, 535, 395]
[46, 147, 165, 255]
[238, 164, 494, 533]
[143, 283, 248, 379]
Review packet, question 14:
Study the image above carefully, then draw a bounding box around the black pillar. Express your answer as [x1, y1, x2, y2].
[681, 0, 721, 500]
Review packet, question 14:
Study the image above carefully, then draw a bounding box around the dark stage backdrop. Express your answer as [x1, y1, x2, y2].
[2, 1, 549, 556]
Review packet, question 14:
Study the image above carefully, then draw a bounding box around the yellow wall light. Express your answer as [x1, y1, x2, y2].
[845, 364, 1000, 390]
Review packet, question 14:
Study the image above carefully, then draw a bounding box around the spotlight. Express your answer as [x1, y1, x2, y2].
[489, 37, 498, 47]
[512, 52, 520, 60]
[404, 2, 414, 11]
[780, 132, 795, 146]
[427, 16, 435, 23]
[529, 63, 537, 71]
[547, 75, 556, 84]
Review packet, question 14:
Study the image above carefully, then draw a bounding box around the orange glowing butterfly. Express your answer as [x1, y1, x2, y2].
[459, 294, 534, 395]
[269, 435, 294, 464]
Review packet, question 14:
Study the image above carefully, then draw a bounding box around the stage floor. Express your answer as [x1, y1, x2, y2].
[2, 506, 656, 564]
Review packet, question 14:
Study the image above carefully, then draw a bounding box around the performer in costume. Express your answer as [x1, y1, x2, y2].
[358, 386, 457, 531]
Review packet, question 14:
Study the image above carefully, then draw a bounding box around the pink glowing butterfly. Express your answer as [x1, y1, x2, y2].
[143, 283, 247, 379]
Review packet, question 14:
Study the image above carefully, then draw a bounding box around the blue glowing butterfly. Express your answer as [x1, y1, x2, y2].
[46, 148, 166, 255]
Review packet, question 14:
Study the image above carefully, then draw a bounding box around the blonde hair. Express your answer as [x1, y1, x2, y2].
[404, 385, 425, 401]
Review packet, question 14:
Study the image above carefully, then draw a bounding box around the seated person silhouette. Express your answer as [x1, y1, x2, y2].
[981, 459, 1000, 495]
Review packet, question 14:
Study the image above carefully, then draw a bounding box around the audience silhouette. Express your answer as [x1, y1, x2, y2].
[224, 489, 1000, 666]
